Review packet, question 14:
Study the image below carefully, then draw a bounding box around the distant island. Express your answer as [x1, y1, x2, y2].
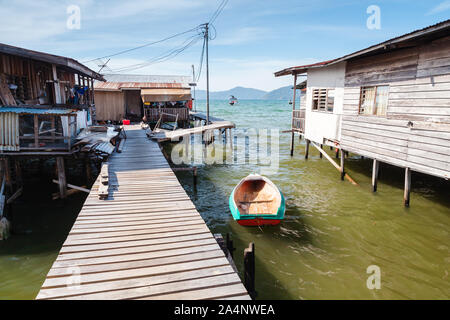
[195, 86, 295, 100]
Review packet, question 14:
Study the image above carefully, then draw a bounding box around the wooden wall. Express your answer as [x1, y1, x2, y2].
[94, 91, 125, 121]
[341, 36, 450, 179]
[0, 53, 76, 104]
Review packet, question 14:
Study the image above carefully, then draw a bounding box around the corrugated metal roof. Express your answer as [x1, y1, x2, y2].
[94, 81, 189, 91]
[102, 74, 192, 84]
[0, 107, 76, 115]
[275, 19, 450, 77]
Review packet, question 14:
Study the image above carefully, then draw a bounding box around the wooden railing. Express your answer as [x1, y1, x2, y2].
[292, 109, 305, 132]
[145, 107, 189, 122]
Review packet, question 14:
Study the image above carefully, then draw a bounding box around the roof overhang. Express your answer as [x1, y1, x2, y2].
[0, 43, 104, 81]
[141, 88, 191, 102]
[275, 19, 450, 77]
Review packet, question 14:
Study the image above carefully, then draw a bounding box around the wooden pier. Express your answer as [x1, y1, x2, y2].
[36, 125, 249, 300]
[149, 112, 234, 142]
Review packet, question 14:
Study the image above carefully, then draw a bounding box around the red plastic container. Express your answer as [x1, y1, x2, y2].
[122, 119, 130, 125]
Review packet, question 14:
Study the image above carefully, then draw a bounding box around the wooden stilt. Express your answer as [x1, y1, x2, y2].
[14, 159, 23, 188]
[340, 149, 345, 181]
[244, 242, 256, 300]
[319, 144, 323, 159]
[85, 156, 92, 184]
[305, 139, 310, 159]
[3, 159, 12, 192]
[56, 157, 67, 199]
[372, 159, 379, 192]
[404, 167, 411, 207]
[290, 74, 298, 157]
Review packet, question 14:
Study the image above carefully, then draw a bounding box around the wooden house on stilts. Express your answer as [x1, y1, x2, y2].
[275, 19, 450, 206]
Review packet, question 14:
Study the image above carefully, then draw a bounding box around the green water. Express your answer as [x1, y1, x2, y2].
[1, 100, 449, 299]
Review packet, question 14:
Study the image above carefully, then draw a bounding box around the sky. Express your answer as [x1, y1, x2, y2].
[0, 0, 449, 91]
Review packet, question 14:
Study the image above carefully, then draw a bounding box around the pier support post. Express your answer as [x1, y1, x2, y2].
[305, 139, 310, 159]
[319, 144, 323, 159]
[14, 159, 22, 188]
[404, 167, 411, 207]
[372, 159, 379, 192]
[2, 159, 13, 192]
[244, 242, 256, 300]
[340, 149, 345, 181]
[85, 155, 92, 184]
[290, 74, 297, 157]
[56, 157, 67, 199]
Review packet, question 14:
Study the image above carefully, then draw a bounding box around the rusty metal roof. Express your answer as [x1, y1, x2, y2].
[102, 74, 192, 84]
[94, 74, 192, 91]
[275, 19, 450, 77]
[94, 81, 189, 91]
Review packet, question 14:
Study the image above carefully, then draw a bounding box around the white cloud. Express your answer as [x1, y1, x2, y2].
[213, 27, 274, 45]
[426, 1, 450, 15]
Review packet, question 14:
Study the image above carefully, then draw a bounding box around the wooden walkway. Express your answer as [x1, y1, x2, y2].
[36, 125, 249, 300]
[150, 112, 235, 142]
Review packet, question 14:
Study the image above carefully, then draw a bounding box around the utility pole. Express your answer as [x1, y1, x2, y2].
[205, 23, 210, 125]
[192, 64, 196, 112]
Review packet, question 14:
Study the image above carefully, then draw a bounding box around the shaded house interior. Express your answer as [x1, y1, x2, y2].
[94, 74, 193, 126]
[0, 43, 104, 154]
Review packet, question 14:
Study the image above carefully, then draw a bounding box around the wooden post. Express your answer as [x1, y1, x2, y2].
[305, 139, 310, 159]
[244, 242, 256, 299]
[85, 155, 92, 184]
[14, 159, 22, 188]
[319, 144, 323, 159]
[193, 166, 197, 187]
[340, 149, 345, 180]
[56, 157, 67, 199]
[225, 233, 235, 259]
[290, 74, 298, 156]
[2, 158, 12, 192]
[372, 159, 379, 192]
[34, 114, 39, 148]
[404, 167, 411, 207]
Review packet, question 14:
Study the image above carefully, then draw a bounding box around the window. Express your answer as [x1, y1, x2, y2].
[312, 88, 334, 112]
[359, 85, 389, 116]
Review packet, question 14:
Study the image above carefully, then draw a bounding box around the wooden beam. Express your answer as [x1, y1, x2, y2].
[6, 187, 23, 204]
[290, 74, 297, 156]
[340, 149, 345, 181]
[404, 167, 411, 207]
[310, 142, 358, 185]
[52, 180, 90, 193]
[372, 159, 379, 192]
[56, 157, 67, 199]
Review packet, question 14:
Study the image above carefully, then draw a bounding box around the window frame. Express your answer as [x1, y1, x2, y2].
[311, 88, 335, 113]
[358, 85, 389, 117]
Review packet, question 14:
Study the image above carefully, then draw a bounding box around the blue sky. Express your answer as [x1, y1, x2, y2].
[1, 0, 449, 91]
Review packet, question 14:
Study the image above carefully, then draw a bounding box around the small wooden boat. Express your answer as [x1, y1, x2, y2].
[229, 174, 285, 226]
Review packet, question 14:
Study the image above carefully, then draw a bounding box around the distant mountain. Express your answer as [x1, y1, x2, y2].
[195, 86, 267, 100]
[262, 86, 292, 100]
[195, 85, 293, 100]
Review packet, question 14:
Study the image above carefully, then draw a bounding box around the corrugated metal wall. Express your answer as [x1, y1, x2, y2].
[0, 112, 20, 151]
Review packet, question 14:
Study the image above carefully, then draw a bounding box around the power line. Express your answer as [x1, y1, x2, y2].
[109, 34, 202, 73]
[209, 0, 228, 24]
[83, 26, 202, 63]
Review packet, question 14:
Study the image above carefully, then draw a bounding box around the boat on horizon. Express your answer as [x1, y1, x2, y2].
[229, 95, 238, 105]
[229, 174, 285, 226]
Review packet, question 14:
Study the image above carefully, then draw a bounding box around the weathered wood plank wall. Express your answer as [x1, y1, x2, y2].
[341, 36, 450, 179]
